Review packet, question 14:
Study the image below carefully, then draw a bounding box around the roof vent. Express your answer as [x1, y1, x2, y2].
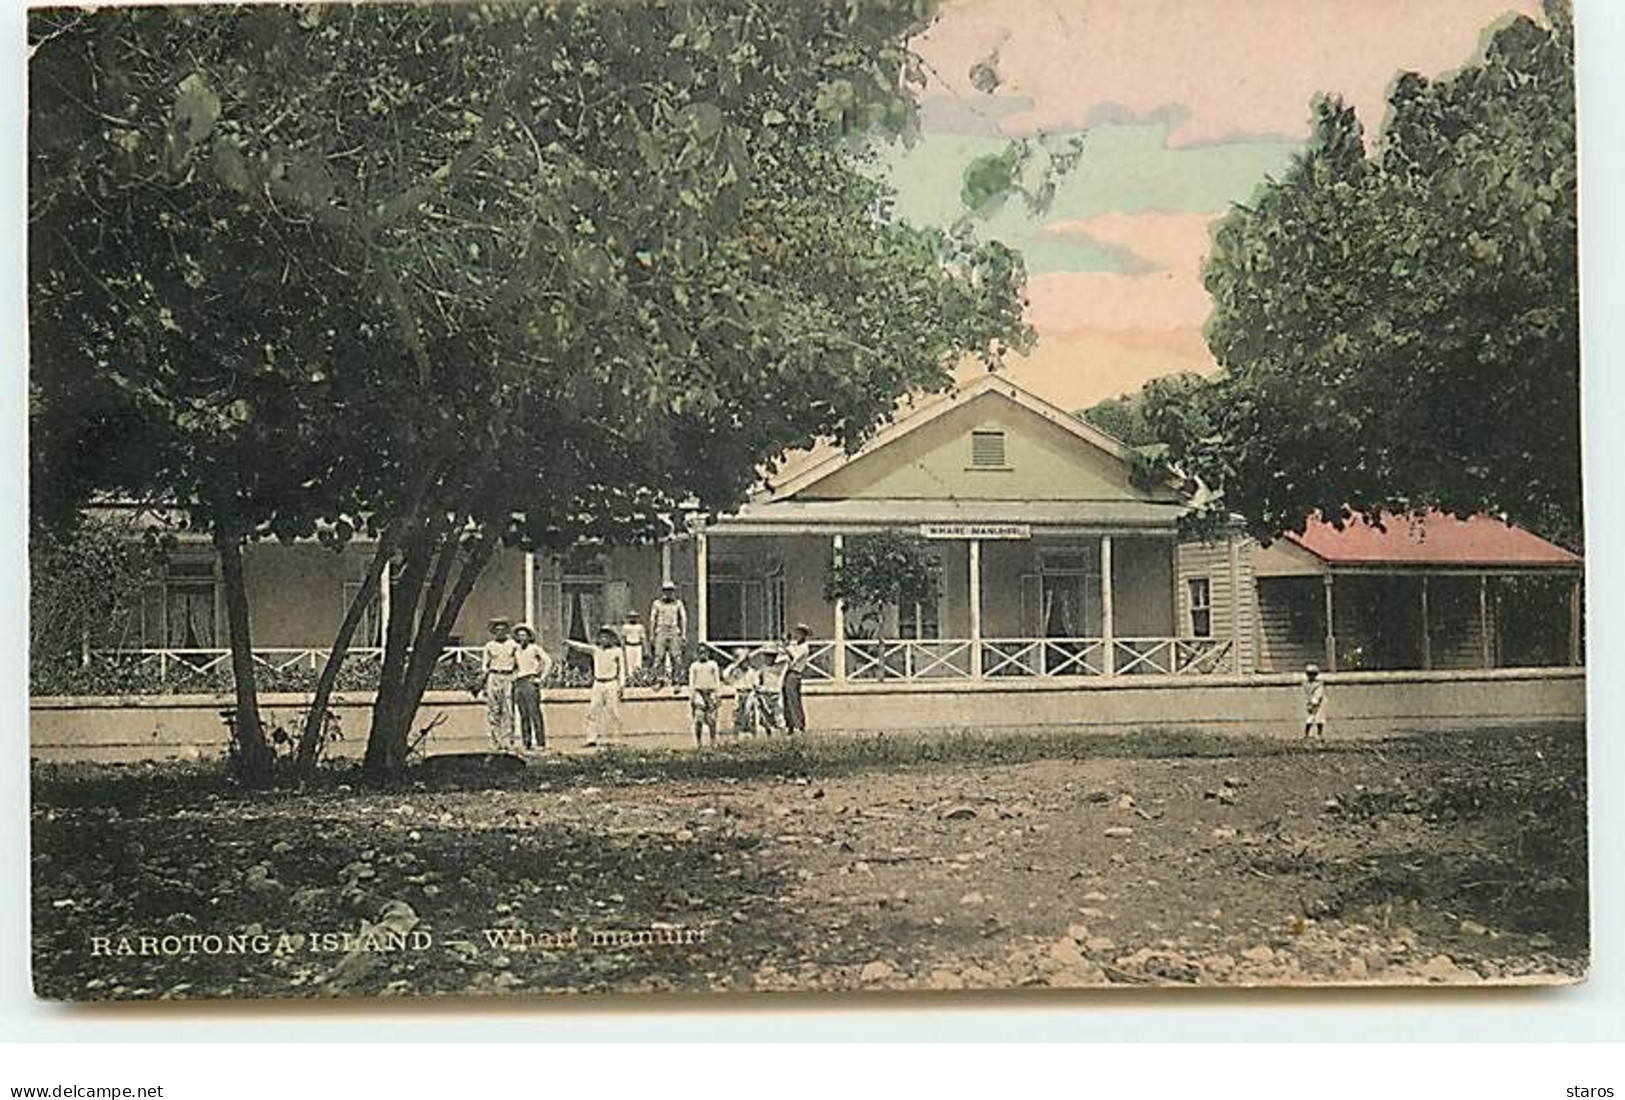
[970, 430, 1006, 469]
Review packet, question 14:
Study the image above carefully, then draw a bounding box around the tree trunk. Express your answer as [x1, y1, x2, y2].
[213, 527, 274, 786]
[361, 528, 500, 785]
[296, 524, 404, 770]
[363, 518, 435, 781]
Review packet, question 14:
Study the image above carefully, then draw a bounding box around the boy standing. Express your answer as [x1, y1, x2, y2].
[725, 650, 761, 737]
[512, 624, 553, 753]
[685, 650, 723, 746]
[479, 618, 520, 750]
[756, 646, 788, 735]
[1303, 663, 1327, 739]
[620, 611, 647, 678]
[649, 582, 689, 686]
[568, 626, 626, 749]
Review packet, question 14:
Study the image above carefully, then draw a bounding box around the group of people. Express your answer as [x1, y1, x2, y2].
[474, 581, 814, 752]
[682, 626, 813, 746]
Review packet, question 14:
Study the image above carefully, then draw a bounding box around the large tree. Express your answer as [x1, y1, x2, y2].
[29, 1, 1030, 782]
[1195, 4, 1577, 546]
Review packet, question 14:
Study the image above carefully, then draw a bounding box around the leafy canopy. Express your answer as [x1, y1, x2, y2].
[1193, 6, 1577, 545]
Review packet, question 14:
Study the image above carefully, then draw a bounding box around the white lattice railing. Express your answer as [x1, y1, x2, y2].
[87, 646, 485, 682]
[700, 640, 836, 681]
[982, 637, 1107, 677]
[843, 638, 976, 681]
[86, 636, 1237, 686]
[1113, 637, 1235, 676]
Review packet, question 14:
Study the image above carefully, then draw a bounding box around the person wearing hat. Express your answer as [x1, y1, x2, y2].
[648, 581, 689, 687]
[511, 624, 553, 752]
[478, 617, 520, 750]
[782, 624, 813, 734]
[567, 625, 626, 748]
[1303, 663, 1327, 739]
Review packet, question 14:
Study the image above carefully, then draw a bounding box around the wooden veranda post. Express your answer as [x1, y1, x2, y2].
[1100, 535, 1115, 676]
[1419, 575, 1432, 671]
[1227, 535, 1242, 674]
[523, 551, 536, 629]
[378, 559, 392, 644]
[1322, 574, 1337, 672]
[969, 537, 983, 678]
[1479, 574, 1493, 668]
[695, 529, 709, 645]
[831, 534, 846, 681]
[1569, 576, 1583, 666]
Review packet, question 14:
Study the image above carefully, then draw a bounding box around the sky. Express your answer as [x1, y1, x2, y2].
[882, 0, 1545, 412]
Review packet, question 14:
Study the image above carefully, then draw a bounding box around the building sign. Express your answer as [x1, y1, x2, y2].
[919, 523, 1031, 540]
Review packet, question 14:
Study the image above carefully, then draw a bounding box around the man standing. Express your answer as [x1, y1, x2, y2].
[568, 626, 626, 748]
[478, 617, 520, 750]
[511, 624, 553, 753]
[782, 624, 813, 735]
[649, 581, 689, 686]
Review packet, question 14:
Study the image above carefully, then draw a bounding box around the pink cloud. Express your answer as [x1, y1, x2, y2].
[1029, 211, 1221, 332]
[916, 0, 1543, 147]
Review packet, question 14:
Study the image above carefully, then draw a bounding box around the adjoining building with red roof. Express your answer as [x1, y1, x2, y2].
[1253, 511, 1582, 673]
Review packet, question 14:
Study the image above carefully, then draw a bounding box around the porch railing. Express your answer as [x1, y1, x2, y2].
[844, 638, 976, 681]
[700, 639, 837, 681]
[1112, 637, 1235, 676]
[77, 636, 1235, 690]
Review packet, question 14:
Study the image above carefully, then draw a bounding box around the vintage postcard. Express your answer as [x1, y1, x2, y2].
[27, 0, 1584, 1001]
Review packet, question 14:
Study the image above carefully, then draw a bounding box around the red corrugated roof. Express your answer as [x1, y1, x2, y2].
[1286, 511, 1580, 568]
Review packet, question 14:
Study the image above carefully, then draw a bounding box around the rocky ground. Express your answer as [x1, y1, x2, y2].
[30, 723, 1588, 1000]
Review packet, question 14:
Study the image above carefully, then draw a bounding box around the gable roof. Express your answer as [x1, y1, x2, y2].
[764, 371, 1150, 503]
[1286, 511, 1581, 569]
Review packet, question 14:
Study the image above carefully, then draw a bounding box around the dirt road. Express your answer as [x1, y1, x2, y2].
[31, 723, 1587, 999]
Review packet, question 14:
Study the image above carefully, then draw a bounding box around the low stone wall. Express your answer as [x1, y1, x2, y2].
[28, 668, 1586, 763]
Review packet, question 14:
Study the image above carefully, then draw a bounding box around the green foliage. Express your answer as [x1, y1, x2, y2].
[822, 531, 942, 625]
[28, 514, 163, 678]
[959, 134, 1087, 216]
[1079, 373, 1231, 539]
[30, 1, 1030, 775]
[1198, 9, 1578, 546]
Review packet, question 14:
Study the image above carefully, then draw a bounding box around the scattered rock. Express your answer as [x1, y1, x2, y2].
[1420, 954, 1472, 982]
[859, 960, 897, 984]
[941, 805, 978, 821]
[1322, 798, 1344, 814]
[1242, 945, 1275, 964]
[1459, 920, 1489, 937]
[958, 892, 986, 906]
[1048, 938, 1088, 971]
[1103, 826, 1134, 839]
[925, 969, 965, 991]
[1211, 827, 1237, 840]
[1115, 794, 1136, 811]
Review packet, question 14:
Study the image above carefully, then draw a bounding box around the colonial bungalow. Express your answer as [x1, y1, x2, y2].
[84, 373, 1582, 687]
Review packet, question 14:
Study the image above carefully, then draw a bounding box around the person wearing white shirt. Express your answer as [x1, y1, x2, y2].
[511, 624, 554, 752]
[782, 624, 813, 734]
[567, 626, 625, 748]
[479, 618, 520, 750]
